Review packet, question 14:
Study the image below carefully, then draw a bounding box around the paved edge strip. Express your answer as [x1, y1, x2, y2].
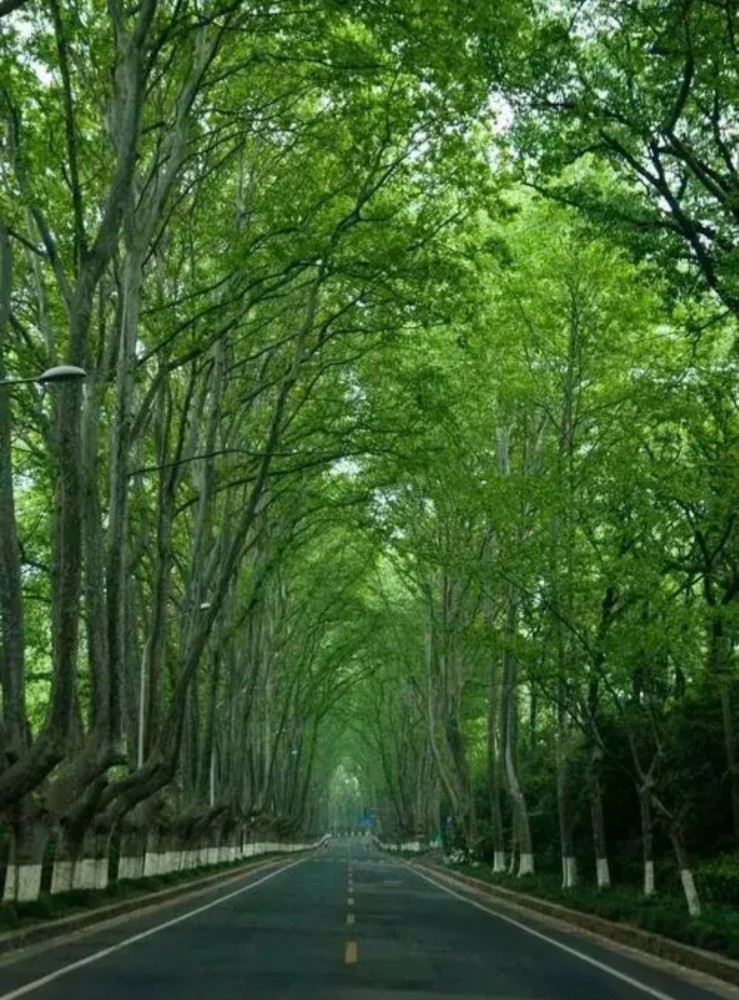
[0, 852, 310, 961]
[409, 860, 739, 990]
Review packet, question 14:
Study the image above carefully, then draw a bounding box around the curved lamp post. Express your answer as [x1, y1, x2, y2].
[0, 365, 87, 388]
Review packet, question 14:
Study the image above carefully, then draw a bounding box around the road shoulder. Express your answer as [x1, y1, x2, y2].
[406, 860, 739, 1000]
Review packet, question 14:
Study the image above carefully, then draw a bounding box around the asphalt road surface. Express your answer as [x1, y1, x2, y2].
[0, 838, 735, 1000]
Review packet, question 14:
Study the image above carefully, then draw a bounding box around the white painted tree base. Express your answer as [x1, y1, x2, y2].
[492, 851, 506, 873]
[562, 856, 577, 888]
[94, 857, 109, 889]
[3, 864, 42, 902]
[73, 858, 98, 890]
[118, 856, 144, 880]
[644, 860, 655, 895]
[680, 868, 701, 917]
[517, 853, 534, 876]
[596, 858, 611, 888]
[51, 861, 74, 895]
[143, 852, 159, 877]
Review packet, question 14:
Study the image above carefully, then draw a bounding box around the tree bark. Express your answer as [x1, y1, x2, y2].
[487, 644, 506, 872]
[556, 705, 577, 889]
[587, 750, 611, 889]
[0, 223, 28, 764]
[638, 781, 655, 896]
[501, 603, 533, 876]
[708, 610, 739, 839]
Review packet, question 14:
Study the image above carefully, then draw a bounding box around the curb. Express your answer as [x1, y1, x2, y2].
[410, 861, 739, 989]
[0, 851, 307, 961]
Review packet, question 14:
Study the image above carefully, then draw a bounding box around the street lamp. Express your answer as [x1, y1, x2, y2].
[0, 365, 87, 388]
[168, 601, 212, 622]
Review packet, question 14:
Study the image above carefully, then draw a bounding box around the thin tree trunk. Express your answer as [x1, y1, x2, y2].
[638, 782, 655, 896]
[651, 793, 702, 917]
[501, 596, 533, 876]
[587, 750, 611, 888]
[556, 706, 577, 889]
[0, 224, 27, 763]
[487, 647, 506, 872]
[709, 612, 739, 839]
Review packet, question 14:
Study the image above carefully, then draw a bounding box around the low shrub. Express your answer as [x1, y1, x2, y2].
[695, 854, 739, 908]
[0, 905, 18, 932]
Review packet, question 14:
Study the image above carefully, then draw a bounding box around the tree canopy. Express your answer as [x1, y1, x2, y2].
[0, 0, 737, 932]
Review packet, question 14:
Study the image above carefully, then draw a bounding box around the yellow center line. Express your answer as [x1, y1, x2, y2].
[345, 940, 358, 964]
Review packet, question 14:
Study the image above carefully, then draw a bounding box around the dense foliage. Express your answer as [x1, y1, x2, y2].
[0, 0, 737, 931]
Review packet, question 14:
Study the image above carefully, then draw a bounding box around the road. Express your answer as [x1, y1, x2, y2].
[0, 839, 735, 1000]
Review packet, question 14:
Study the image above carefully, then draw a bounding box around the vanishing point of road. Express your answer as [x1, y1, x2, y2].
[0, 840, 735, 1000]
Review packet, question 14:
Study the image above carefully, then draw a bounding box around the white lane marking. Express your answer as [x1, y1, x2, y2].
[409, 866, 681, 1000]
[0, 858, 307, 999]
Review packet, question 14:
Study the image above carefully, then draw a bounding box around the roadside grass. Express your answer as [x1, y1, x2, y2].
[0, 852, 287, 934]
[448, 864, 739, 962]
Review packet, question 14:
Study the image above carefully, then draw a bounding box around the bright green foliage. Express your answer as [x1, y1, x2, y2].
[0, 0, 737, 940]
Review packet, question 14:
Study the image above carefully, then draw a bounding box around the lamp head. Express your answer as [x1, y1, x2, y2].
[37, 365, 87, 384]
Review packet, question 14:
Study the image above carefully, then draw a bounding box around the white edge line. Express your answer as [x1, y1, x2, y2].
[409, 865, 679, 1000]
[0, 857, 307, 1000]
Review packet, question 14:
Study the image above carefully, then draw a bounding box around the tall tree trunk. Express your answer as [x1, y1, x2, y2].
[708, 610, 739, 839]
[0, 224, 27, 764]
[587, 749, 610, 888]
[501, 597, 533, 876]
[638, 781, 655, 896]
[487, 646, 506, 872]
[667, 819, 701, 918]
[556, 703, 577, 889]
[650, 793, 702, 917]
